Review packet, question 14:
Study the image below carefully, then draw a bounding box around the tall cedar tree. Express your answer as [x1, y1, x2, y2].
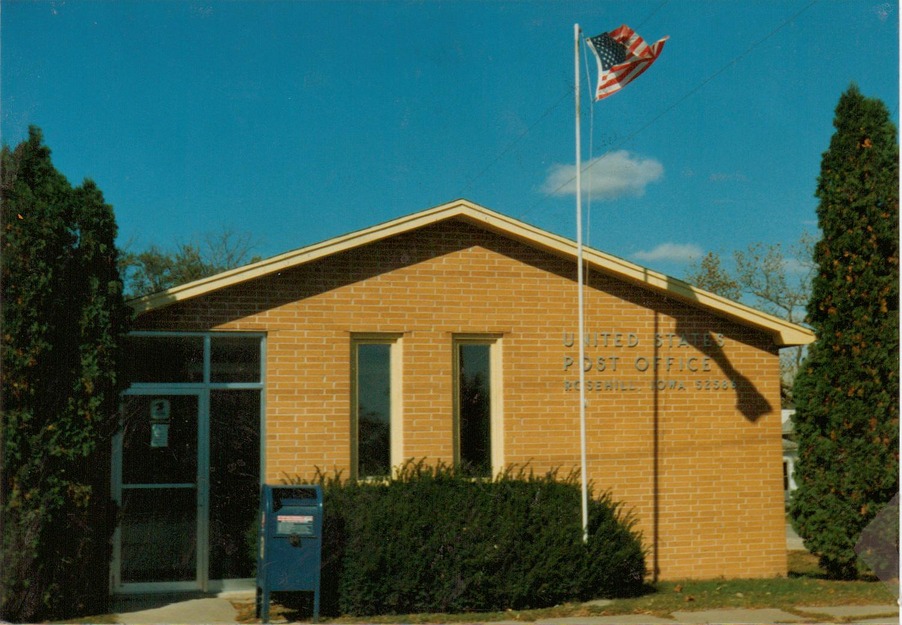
[790, 86, 899, 578]
[1, 128, 130, 620]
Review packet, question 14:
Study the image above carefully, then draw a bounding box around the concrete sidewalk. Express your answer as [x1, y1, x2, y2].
[110, 595, 899, 625]
[114, 596, 241, 624]
[787, 521, 805, 551]
[531, 604, 899, 624]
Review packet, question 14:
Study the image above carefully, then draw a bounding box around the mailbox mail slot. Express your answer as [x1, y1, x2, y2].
[256, 484, 323, 622]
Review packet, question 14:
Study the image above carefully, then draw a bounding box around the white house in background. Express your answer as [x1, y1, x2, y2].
[782, 409, 798, 504]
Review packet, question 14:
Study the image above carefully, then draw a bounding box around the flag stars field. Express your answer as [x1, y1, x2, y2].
[586, 24, 668, 101]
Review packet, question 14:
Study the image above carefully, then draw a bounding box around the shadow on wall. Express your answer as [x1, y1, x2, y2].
[664, 274, 773, 423]
[675, 316, 773, 422]
[647, 276, 776, 581]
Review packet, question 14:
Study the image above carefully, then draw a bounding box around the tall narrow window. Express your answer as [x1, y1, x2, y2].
[352, 337, 400, 479]
[454, 338, 501, 477]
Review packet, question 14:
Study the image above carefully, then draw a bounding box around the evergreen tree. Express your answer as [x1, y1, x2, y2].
[1, 127, 130, 620]
[790, 85, 899, 578]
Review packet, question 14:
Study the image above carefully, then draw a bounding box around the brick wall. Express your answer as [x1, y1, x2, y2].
[134, 219, 787, 580]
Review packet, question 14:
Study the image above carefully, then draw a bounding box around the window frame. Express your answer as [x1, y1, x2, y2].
[350, 334, 403, 480]
[126, 331, 265, 390]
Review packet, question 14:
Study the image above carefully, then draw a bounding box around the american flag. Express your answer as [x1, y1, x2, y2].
[586, 25, 668, 101]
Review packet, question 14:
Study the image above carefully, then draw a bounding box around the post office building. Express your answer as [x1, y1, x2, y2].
[114, 199, 814, 594]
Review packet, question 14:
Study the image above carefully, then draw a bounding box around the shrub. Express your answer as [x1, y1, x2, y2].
[288, 461, 645, 616]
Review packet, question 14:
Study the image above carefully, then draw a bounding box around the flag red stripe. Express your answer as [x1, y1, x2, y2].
[587, 24, 667, 101]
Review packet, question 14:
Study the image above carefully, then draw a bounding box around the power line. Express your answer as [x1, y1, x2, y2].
[636, 0, 669, 28]
[457, 1, 671, 200]
[518, 0, 820, 222]
[457, 89, 572, 198]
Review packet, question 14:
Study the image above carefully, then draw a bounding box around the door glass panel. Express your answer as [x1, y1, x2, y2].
[210, 336, 261, 383]
[125, 336, 204, 384]
[122, 395, 198, 485]
[120, 488, 197, 583]
[119, 394, 199, 585]
[209, 390, 260, 579]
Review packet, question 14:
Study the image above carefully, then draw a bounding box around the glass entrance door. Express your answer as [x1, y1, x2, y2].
[115, 392, 203, 589]
[113, 388, 262, 592]
[114, 333, 264, 593]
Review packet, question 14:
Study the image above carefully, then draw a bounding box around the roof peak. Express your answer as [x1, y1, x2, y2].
[130, 199, 814, 347]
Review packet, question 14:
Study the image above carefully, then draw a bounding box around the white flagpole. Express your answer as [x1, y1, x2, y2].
[574, 23, 589, 543]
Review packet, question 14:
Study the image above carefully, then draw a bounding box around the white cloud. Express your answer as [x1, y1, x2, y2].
[541, 150, 664, 200]
[632, 243, 704, 264]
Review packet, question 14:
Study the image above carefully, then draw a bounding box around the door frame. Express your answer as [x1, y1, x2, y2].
[111, 387, 210, 594]
[112, 331, 266, 595]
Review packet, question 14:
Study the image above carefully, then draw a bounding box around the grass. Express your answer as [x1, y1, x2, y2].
[241, 551, 898, 623]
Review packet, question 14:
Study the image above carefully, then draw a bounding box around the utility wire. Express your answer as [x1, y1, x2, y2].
[458, 1, 671, 201]
[636, 0, 669, 29]
[457, 89, 571, 198]
[458, 0, 669, 197]
[520, 0, 820, 220]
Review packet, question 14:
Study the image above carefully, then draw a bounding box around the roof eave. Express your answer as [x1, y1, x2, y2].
[128, 199, 816, 348]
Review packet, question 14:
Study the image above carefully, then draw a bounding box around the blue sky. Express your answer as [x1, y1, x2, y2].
[2, 0, 899, 279]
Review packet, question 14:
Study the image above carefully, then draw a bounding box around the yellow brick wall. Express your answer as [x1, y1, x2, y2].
[134, 219, 787, 580]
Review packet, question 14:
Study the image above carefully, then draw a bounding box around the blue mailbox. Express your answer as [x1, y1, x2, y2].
[256, 484, 323, 622]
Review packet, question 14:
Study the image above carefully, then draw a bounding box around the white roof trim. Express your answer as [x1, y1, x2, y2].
[129, 199, 815, 347]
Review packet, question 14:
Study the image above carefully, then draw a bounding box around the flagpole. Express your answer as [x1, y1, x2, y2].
[574, 22, 589, 544]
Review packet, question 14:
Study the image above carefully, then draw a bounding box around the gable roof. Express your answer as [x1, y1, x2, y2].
[130, 199, 815, 347]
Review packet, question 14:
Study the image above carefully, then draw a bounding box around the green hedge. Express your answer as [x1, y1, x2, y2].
[290, 461, 646, 616]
